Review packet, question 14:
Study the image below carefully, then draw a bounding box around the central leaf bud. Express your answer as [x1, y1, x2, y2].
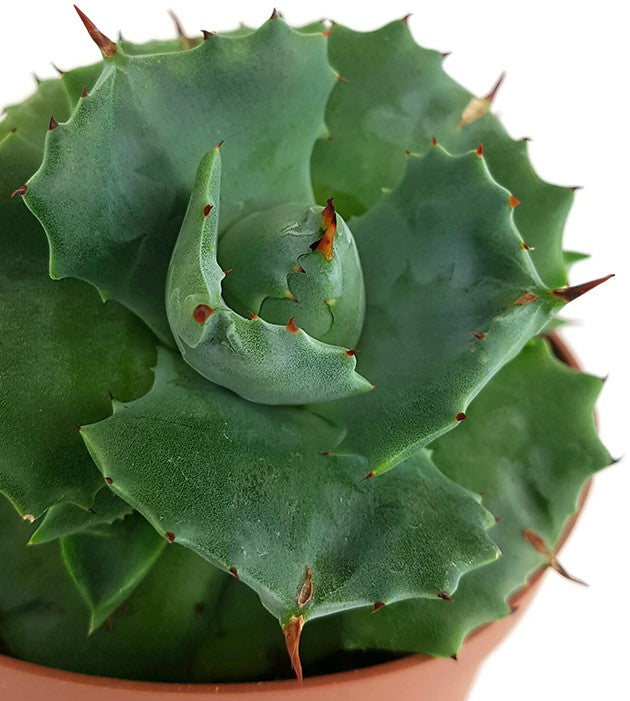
[218, 201, 365, 349]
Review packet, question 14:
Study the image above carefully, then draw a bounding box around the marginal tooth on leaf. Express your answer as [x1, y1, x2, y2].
[317, 198, 338, 261]
[296, 567, 314, 609]
[48, 115, 59, 131]
[80, 86, 88, 98]
[286, 317, 299, 333]
[168, 9, 191, 50]
[70, 422, 82, 432]
[269, 8, 280, 20]
[215, 140, 224, 151]
[509, 195, 521, 209]
[475, 144, 484, 157]
[164, 531, 175, 543]
[451, 654, 458, 661]
[203, 204, 213, 217]
[10, 127, 17, 134]
[371, 601, 385, 613]
[193, 304, 214, 323]
[570, 185, 583, 192]
[248, 311, 259, 320]
[51, 62, 65, 76]
[362, 470, 376, 481]
[472, 331, 487, 340]
[22, 513, 36, 523]
[33, 73, 42, 85]
[283, 290, 298, 303]
[344, 349, 359, 357]
[10, 185, 28, 199]
[512, 292, 538, 306]
[336, 73, 348, 83]
[521, 241, 535, 251]
[438, 591, 453, 602]
[484, 71, 506, 103]
[524, 529, 587, 585]
[431, 135, 438, 146]
[324, 297, 336, 306]
[229, 566, 240, 580]
[283, 615, 305, 683]
[292, 263, 306, 274]
[458, 72, 505, 128]
[441, 51, 452, 59]
[401, 13, 412, 23]
[523, 528, 549, 555]
[223, 268, 233, 276]
[321, 29, 334, 38]
[73, 5, 117, 58]
[455, 412, 467, 422]
[551, 274, 614, 303]
[202, 29, 215, 40]
[551, 560, 589, 586]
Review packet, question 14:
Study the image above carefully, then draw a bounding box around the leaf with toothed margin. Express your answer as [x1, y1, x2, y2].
[314, 146, 563, 476]
[0, 493, 232, 681]
[61, 511, 166, 633]
[311, 20, 574, 287]
[24, 19, 337, 341]
[80, 347, 499, 629]
[29, 488, 132, 544]
[0, 129, 156, 520]
[165, 148, 371, 405]
[331, 338, 612, 657]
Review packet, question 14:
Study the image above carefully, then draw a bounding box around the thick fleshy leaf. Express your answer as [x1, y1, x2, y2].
[30, 487, 132, 544]
[312, 21, 573, 287]
[0, 134, 156, 519]
[25, 19, 336, 341]
[0, 494, 227, 681]
[81, 348, 498, 626]
[165, 149, 371, 405]
[334, 338, 612, 656]
[316, 146, 562, 474]
[61, 512, 166, 632]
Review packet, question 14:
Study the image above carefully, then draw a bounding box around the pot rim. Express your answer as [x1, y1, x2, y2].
[0, 332, 588, 693]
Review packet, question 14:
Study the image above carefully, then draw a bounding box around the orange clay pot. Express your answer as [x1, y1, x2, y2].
[0, 335, 587, 701]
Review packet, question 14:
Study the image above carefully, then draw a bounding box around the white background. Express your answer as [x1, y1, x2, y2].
[1, 2, 627, 699]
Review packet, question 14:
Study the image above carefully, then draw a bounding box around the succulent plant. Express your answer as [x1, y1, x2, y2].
[0, 7, 613, 683]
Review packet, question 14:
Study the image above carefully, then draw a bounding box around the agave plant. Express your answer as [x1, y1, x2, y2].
[0, 7, 613, 683]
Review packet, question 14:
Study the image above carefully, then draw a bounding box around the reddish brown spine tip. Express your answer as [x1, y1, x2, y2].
[336, 73, 348, 83]
[270, 8, 280, 20]
[73, 5, 117, 57]
[193, 304, 214, 323]
[472, 331, 487, 340]
[229, 566, 240, 580]
[317, 198, 338, 260]
[10, 185, 28, 199]
[105, 477, 113, 484]
[321, 29, 334, 38]
[551, 274, 614, 303]
[570, 185, 583, 192]
[523, 528, 549, 555]
[431, 135, 438, 146]
[283, 615, 305, 683]
[475, 144, 484, 157]
[48, 115, 59, 131]
[508, 195, 521, 209]
[215, 139, 224, 150]
[168, 9, 191, 50]
[202, 29, 215, 40]
[292, 263, 306, 274]
[320, 451, 332, 457]
[203, 203, 213, 217]
[165, 531, 176, 544]
[484, 71, 506, 103]
[344, 349, 359, 357]
[362, 470, 376, 481]
[512, 292, 538, 306]
[296, 567, 314, 609]
[372, 601, 386, 614]
[70, 422, 82, 432]
[495, 516, 503, 523]
[10, 127, 17, 134]
[286, 317, 299, 334]
[438, 592, 453, 602]
[51, 62, 65, 76]
[521, 241, 534, 251]
[441, 51, 452, 59]
[455, 412, 467, 422]
[80, 85, 88, 98]
[223, 268, 233, 276]
[402, 13, 412, 23]
[451, 654, 459, 661]
[248, 311, 259, 320]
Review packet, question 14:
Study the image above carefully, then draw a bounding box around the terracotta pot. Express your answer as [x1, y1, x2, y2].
[0, 334, 588, 700]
